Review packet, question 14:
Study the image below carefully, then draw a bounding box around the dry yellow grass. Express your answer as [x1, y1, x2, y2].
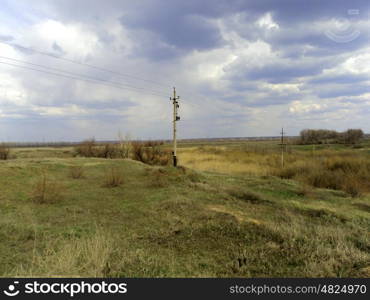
[178, 144, 370, 197]
[12, 229, 114, 277]
[179, 147, 274, 175]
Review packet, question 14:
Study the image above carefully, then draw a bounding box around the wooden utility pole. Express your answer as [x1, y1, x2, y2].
[170, 87, 180, 167]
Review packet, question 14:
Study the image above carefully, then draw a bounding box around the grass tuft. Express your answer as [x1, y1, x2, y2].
[69, 166, 85, 179]
[30, 171, 64, 204]
[12, 229, 114, 277]
[0, 143, 11, 160]
[103, 167, 124, 188]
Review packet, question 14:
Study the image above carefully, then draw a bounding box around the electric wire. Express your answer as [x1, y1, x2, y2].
[0, 41, 170, 89]
[0, 61, 167, 98]
[0, 55, 168, 96]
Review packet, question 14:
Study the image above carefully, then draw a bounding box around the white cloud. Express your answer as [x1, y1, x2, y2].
[289, 100, 327, 114]
[342, 51, 370, 74]
[0, 72, 27, 106]
[256, 13, 279, 31]
[26, 19, 99, 59]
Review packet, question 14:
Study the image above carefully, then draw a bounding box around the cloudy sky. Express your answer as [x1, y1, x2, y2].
[0, 0, 369, 141]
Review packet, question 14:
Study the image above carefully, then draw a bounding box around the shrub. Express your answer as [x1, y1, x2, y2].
[103, 167, 123, 188]
[30, 172, 64, 204]
[143, 147, 171, 166]
[131, 141, 171, 166]
[324, 157, 363, 172]
[117, 132, 132, 158]
[117, 142, 131, 159]
[273, 161, 309, 179]
[131, 141, 145, 162]
[0, 143, 11, 160]
[70, 166, 85, 179]
[342, 176, 364, 198]
[271, 152, 370, 195]
[97, 144, 118, 159]
[74, 138, 169, 166]
[74, 139, 97, 157]
[301, 169, 345, 190]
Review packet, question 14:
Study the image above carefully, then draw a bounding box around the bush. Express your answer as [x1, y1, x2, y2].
[103, 167, 123, 188]
[342, 176, 364, 198]
[273, 161, 309, 179]
[30, 172, 64, 204]
[324, 157, 363, 172]
[0, 143, 11, 160]
[74, 139, 97, 157]
[301, 169, 345, 190]
[74, 139, 169, 166]
[131, 141, 171, 166]
[70, 166, 85, 179]
[131, 141, 145, 162]
[97, 144, 118, 159]
[117, 132, 132, 158]
[272, 154, 370, 196]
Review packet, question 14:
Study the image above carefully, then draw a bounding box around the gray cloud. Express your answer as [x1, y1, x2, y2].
[316, 84, 370, 98]
[52, 42, 65, 55]
[309, 73, 370, 84]
[0, 34, 14, 42]
[121, 14, 224, 52]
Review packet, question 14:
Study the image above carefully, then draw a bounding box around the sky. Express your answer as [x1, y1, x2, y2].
[0, 0, 369, 142]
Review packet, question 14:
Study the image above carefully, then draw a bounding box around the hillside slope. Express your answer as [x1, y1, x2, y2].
[0, 156, 369, 277]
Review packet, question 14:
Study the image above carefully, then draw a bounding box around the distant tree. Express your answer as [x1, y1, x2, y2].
[299, 129, 364, 145]
[299, 129, 338, 144]
[342, 129, 364, 144]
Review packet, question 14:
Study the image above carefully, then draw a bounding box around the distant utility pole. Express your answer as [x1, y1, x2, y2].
[280, 127, 286, 168]
[170, 87, 180, 167]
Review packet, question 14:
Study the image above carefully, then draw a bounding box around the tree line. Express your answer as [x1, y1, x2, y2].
[299, 129, 364, 145]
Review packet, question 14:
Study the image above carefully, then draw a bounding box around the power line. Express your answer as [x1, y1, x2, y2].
[0, 41, 209, 105]
[0, 55, 168, 96]
[0, 41, 170, 89]
[0, 61, 167, 98]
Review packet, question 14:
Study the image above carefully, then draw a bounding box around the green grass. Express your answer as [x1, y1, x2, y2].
[0, 145, 369, 277]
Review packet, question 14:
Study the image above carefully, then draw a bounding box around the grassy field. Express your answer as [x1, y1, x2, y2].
[0, 140, 369, 277]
